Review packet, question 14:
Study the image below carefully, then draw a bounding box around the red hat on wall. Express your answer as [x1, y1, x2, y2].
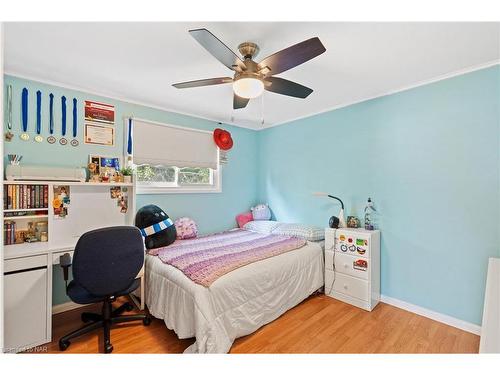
[213, 128, 233, 150]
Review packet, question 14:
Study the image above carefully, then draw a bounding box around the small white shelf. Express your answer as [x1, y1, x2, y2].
[3, 241, 50, 259]
[4, 214, 49, 220]
[4, 208, 49, 213]
[3, 180, 133, 187]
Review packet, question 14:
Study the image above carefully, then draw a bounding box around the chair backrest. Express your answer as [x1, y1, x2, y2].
[72, 226, 144, 297]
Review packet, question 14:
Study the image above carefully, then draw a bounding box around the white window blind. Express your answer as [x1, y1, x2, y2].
[132, 119, 218, 169]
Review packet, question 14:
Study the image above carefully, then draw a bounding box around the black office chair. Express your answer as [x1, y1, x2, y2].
[59, 226, 151, 353]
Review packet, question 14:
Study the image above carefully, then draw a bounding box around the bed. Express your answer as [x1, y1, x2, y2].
[145, 225, 324, 353]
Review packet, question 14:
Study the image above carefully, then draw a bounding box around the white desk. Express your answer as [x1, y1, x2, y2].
[3, 180, 142, 353]
[3, 244, 145, 353]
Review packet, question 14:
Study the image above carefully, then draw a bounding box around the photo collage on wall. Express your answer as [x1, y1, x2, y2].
[53, 185, 71, 219]
[110, 186, 128, 214]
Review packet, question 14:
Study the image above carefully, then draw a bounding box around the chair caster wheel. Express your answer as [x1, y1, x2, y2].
[143, 316, 151, 326]
[59, 340, 70, 351]
[104, 344, 113, 353]
[125, 303, 134, 312]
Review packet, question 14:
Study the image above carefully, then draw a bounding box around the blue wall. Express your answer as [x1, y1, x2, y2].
[4, 66, 499, 323]
[3, 75, 258, 304]
[258, 65, 500, 325]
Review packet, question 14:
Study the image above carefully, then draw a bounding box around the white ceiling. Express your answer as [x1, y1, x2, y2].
[4, 22, 499, 129]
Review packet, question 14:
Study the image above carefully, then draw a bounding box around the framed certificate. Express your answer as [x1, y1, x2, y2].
[84, 100, 115, 125]
[84, 122, 114, 146]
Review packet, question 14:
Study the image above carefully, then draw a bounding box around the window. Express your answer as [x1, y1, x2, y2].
[131, 119, 221, 194]
[135, 165, 220, 193]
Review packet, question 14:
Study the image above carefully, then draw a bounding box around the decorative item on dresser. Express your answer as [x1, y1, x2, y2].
[312, 192, 346, 228]
[324, 227, 380, 311]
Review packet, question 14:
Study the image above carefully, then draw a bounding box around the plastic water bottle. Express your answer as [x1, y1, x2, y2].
[364, 198, 376, 230]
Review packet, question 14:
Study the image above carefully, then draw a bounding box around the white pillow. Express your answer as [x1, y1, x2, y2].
[243, 220, 281, 234]
[271, 223, 325, 241]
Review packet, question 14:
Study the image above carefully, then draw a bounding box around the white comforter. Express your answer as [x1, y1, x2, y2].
[145, 240, 324, 353]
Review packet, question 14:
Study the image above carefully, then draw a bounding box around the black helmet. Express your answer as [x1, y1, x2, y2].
[135, 204, 177, 249]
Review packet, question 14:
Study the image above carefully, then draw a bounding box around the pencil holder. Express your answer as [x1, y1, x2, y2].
[8, 154, 22, 165]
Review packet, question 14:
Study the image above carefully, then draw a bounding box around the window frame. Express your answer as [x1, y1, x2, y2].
[134, 158, 222, 195]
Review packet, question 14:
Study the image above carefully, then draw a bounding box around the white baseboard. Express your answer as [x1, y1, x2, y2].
[52, 301, 87, 315]
[380, 295, 481, 335]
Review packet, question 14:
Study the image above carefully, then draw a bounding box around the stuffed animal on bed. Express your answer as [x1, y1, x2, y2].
[135, 204, 177, 249]
[174, 217, 198, 240]
[251, 203, 271, 221]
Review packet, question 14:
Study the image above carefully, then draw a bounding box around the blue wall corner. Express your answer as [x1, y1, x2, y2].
[257, 65, 500, 325]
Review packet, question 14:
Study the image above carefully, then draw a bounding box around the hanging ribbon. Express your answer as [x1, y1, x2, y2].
[5, 85, 13, 141]
[35, 90, 43, 142]
[47, 93, 56, 144]
[72, 98, 77, 137]
[36, 91, 41, 132]
[60, 96, 68, 145]
[20, 88, 29, 141]
[127, 117, 133, 155]
[49, 94, 54, 134]
[71, 98, 79, 146]
[61, 96, 67, 136]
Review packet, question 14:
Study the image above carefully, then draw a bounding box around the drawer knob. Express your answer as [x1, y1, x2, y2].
[343, 284, 348, 290]
[344, 264, 349, 268]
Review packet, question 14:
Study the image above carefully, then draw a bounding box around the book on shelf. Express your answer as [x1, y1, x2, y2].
[3, 183, 49, 210]
[3, 210, 48, 218]
[3, 220, 16, 245]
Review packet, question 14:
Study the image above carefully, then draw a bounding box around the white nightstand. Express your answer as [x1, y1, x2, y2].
[324, 228, 380, 311]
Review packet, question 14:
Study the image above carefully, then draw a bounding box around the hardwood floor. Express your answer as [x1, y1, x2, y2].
[35, 294, 479, 354]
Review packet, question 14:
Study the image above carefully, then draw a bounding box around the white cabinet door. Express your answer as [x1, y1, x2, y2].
[4, 267, 48, 352]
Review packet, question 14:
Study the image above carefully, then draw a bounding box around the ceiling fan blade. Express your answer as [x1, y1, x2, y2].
[173, 77, 233, 89]
[265, 77, 313, 98]
[258, 37, 326, 76]
[189, 28, 245, 71]
[233, 94, 250, 109]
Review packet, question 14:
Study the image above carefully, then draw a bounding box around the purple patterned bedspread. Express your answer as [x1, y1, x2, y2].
[149, 229, 306, 287]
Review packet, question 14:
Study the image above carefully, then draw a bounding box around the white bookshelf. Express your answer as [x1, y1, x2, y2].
[3, 180, 136, 260]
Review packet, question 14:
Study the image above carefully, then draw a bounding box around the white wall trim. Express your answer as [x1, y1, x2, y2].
[380, 294, 481, 335]
[3, 70, 258, 131]
[265, 59, 500, 130]
[52, 301, 87, 315]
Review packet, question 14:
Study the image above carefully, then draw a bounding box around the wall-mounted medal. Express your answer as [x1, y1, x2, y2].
[5, 85, 14, 141]
[47, 93, 56, 144]
[70, 98, 79, 146]
[34, 90, 43, 142]
[60, 96, 68, 145]
[20, 88, 30, 141]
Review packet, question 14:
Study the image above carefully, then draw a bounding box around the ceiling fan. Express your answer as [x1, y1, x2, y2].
[173, 28, 326, 109]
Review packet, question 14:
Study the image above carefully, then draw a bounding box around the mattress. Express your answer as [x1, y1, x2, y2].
[145, 240, 324, 353]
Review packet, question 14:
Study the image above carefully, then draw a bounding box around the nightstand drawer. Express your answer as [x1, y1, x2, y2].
[327, 271, 369, 301]
[334, 252, 369, 280]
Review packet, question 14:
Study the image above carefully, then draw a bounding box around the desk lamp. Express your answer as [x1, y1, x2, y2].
[313, 192, 346, 228]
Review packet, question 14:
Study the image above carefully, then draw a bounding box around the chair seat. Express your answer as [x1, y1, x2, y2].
[67, 279, 140, 305]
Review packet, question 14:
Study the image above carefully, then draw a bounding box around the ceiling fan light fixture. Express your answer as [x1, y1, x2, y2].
[232, 77, 264, 99]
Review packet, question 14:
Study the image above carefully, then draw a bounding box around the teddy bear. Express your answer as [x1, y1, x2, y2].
[251, 203, 271, 221]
